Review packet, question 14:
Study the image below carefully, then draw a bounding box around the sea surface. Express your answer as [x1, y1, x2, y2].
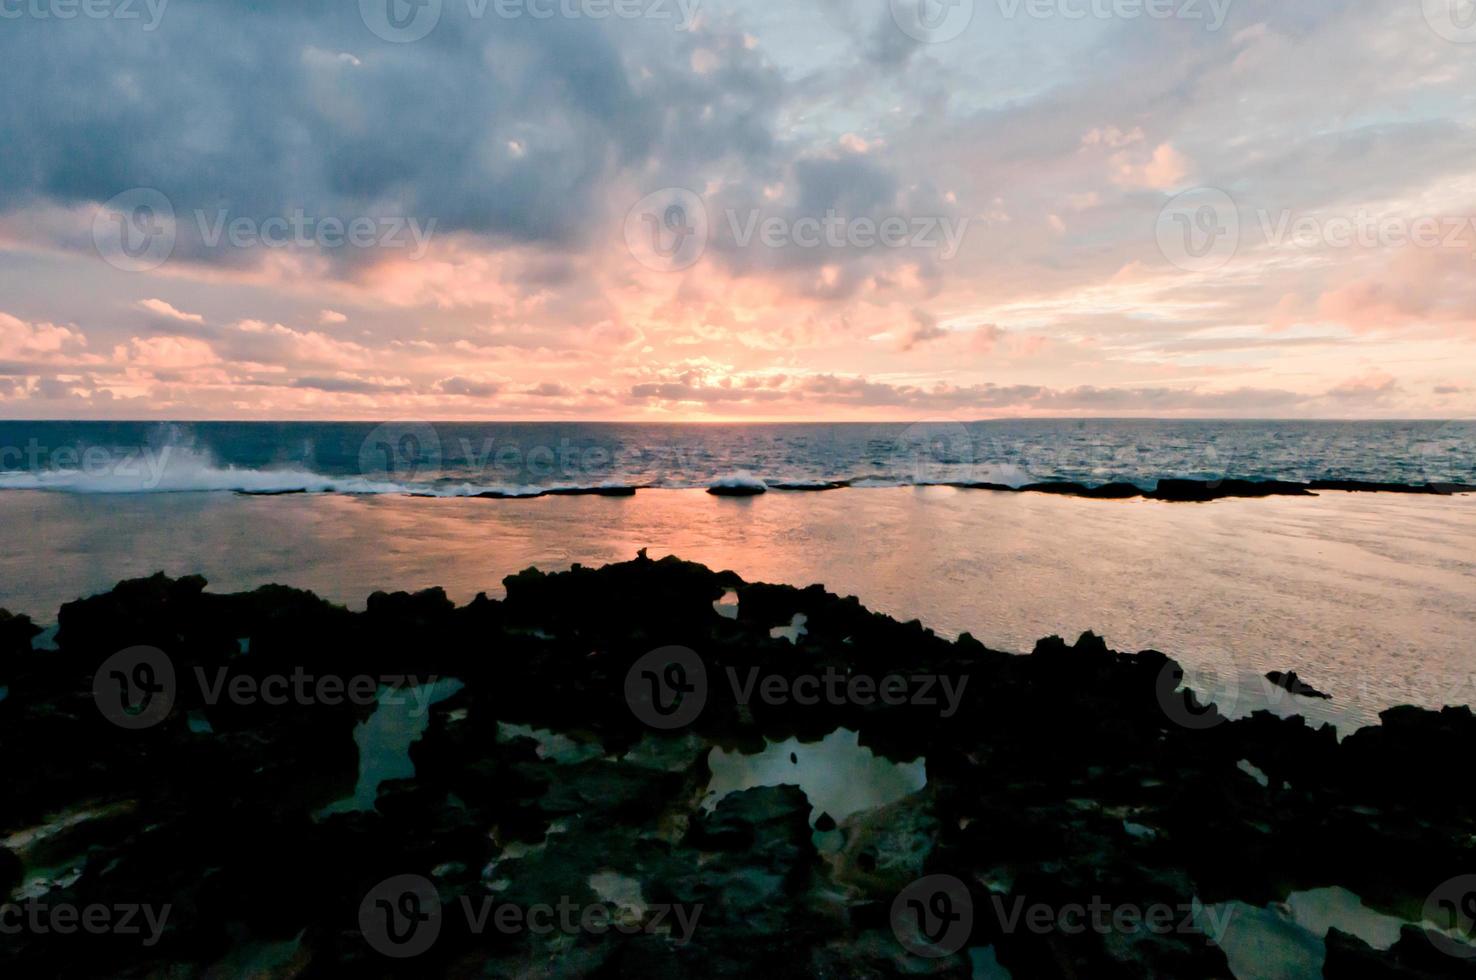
[0, 420, 1473, 732]
[0, 419, 1470, 495]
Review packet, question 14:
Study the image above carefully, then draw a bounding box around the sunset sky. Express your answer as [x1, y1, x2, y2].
[1, 0, 1474, 420]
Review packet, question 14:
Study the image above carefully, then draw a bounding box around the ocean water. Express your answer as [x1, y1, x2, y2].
[0, 420, 1470, 495]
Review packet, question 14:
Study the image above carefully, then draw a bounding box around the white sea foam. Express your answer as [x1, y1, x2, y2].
[708, 472, 768, 491]
[0, 447, 408, 495]
[0, 448, 658, 498]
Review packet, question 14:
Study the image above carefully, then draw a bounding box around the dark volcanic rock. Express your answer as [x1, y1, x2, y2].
[1266, 670, 1333, 699]
[946, 480, 1018, 492]
[1323, 928, 1404, 979]
[0, 608, 41, 690]
[0, 608, 40, 657]
[769, 480, 851, 492]
[1021, 481, 1145, 499]
[0, 846, 19, 895]
[945, 477, 1468, 502]
[544, 485, 642, 497]
[1325, 925, 1476, 978]
[1148, 478, 1316, 501]
[1, 554, 1472, 978]
[707, 484, 767, 497]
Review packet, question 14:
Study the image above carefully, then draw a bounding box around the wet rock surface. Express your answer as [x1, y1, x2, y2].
[0, 553, 1472, 977]
[1266, 671, 1334, 700]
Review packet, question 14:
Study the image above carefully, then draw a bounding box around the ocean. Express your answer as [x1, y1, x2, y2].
[0, 419, 1470, 495]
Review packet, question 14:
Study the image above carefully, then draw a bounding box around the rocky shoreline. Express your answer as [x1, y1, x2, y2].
[233, 478, 1476, 501]
[1, 554, 1473, 977]
[764, 478, 1476, 500]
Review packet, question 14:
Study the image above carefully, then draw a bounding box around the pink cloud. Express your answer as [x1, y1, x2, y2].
[0, 312, 86, 357]
[1326, 370, 1399, 401]
[116, 336, 220, 370]
[137, 299, 205, 324]
[1110, 143, 1191, 190]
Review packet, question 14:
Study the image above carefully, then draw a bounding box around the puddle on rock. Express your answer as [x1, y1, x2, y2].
[769, 614, 808, 644]
[589, 871, 648, 919]
[1286, 886, 1407, 950]
[703, 729, 925, 825]
[497, 723, 605, 765]
[1194, 899, 1318, 980]
[1198, 885, 1436, 980]
[969, 946, 1013, 979]
[1237, 759, 1270, 788]
[33, 624, 59, 651]
[318, 678, 464, 815]
[714, 589, 739, 620]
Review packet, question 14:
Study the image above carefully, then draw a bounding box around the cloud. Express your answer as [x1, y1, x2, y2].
[137, 299, 205, 324]
[0, 312, 86, 358]
[624, 370, 1326, 415]
[525, 382, 575, 398]
[437, 377, 502, 398]
[288, 376, 410, 395]
[116, 336, 220, 371]
[1326, 371, 1398, 401]
[0, 0, 1472, 419]
[223, 321, 369, 371]
[1110, 143, 1191, 190]
[1082, 127, 1145, 149]
[901, 309, 947, 351]
[0, 3, 792, 273]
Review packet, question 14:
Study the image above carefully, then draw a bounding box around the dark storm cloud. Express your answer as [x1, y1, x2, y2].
[702, 149, 969, 295]
[288, 375, 410, 394]
[0, 0, 787, 266]
[437, 376, 502, 398]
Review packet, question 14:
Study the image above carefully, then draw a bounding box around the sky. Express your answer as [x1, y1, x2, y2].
[1, 0, 1474, 420]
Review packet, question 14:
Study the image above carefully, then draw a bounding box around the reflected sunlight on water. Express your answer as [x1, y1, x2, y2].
[1, 487, 1473, 730]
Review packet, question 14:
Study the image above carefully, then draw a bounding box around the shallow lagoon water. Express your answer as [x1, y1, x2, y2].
[0, 488, 1473, 730]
